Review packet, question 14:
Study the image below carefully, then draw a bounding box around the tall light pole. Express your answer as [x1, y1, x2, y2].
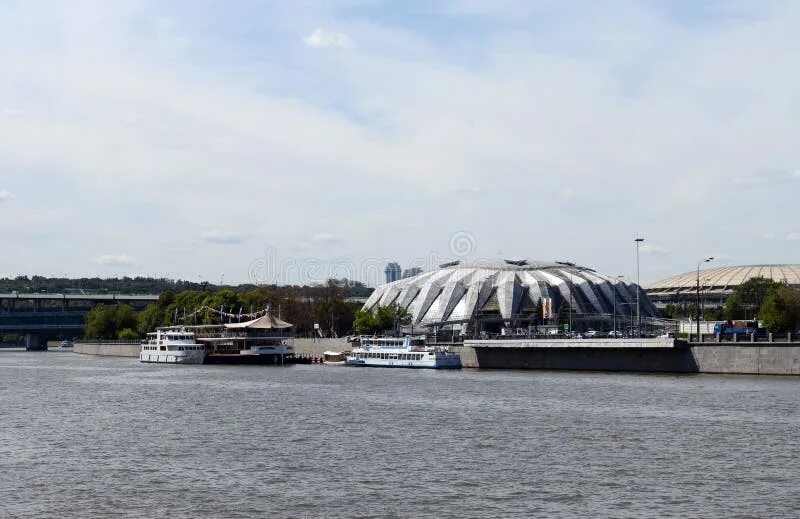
[696, 257, 714, 339]
[568, 270, 574, 334]
[635, 237, 644, 337]
[613, 275, 624, 337]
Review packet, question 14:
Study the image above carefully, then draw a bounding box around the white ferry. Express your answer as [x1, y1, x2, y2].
[140, 329, 206, 364]
[346, 336, 461, 369]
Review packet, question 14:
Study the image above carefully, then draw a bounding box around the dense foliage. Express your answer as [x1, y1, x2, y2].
[353, 304, 410, 335]
[84, 304, 138, 340]
[759, 285, 800, 332]
[84, 281, 365, 340]
[724, 277, 780, 320]
[0, 275, 373, 298]
[719, 277, 800, 332]
[1, 276, 208, 294]
[660, 302, 724, 321]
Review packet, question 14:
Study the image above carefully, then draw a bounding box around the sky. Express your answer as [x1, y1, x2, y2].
[1, 0, 799, 287]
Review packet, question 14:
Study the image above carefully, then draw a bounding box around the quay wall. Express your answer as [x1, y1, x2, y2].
[74, 342, 139, 357]
[292, 338, 349, 358]
[456, 340, 800, 375]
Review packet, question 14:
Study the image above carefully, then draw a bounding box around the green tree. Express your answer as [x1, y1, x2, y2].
[117, 328, 139, 341]
[759, 285, 800, 332]
[353, 309, 378, 334]
[84, 305, 116, 339]
[84, 304, 138, 339]
[725, 277, 779, 320]
[353, 304, 410, 335]
[114, 304, 138, 333]
[137, 303, 164, 336]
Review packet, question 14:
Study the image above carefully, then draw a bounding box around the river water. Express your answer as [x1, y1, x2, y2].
[1, 351, 799, 518]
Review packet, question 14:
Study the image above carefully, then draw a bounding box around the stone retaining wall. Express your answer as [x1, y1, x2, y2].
[457, 339, 800, 375]
[292, 338, 349, 358]
[74, 342, 140, 357]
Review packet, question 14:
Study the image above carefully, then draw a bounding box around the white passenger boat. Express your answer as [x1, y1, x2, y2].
[346, 336, 461, 369]
[140, 329, 206, 364]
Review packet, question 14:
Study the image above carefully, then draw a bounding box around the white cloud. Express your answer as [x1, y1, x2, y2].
[303, 27, 353, 49]
[640, 244, 669, 256]
[0, 190, 13, 202]
[201, 230, 247, 245]
[311, 233, 342, 245]
[1, 3, 800, 283]
[786, 233, 800, 242]
[93, 254, 135, 267]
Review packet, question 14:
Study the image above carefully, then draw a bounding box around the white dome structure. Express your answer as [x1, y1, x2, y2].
[646, 264, 800, 307]
[363, 259, 656, 330]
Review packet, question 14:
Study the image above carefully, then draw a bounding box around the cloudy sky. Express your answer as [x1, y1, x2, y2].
[1, 0, 799, 286]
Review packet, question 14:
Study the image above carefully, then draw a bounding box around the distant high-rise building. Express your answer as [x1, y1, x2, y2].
[402, 267, 423, 279]
[384, 262, 402, 284]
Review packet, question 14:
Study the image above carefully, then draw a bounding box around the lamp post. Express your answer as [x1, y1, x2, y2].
[634, 237, 644, 337]
[696, 257, 714, 339]
[567, 270, 574, 335]
[613, 275, 624, 337]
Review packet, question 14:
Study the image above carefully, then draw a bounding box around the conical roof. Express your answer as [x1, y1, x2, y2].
[224, 313, 293, 330]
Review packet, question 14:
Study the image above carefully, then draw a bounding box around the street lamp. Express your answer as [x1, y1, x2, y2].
[696, 257, 714, 339]
[635, 237, 644, 337]
[612, 275, 625, 337]
[569, 270, 574, 334]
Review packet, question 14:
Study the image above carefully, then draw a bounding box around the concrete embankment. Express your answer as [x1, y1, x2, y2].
[455, 339, 800, 375]
[292, 338, 349, 358]
[74, 342, 139, 357]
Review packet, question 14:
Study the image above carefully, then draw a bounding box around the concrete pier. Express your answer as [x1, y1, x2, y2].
[455, 339, 800, 375]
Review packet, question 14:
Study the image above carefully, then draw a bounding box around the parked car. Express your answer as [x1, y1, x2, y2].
[584, 329, 599, 338]
[60, 341, 73, 348]
[606, 330, 623, 338]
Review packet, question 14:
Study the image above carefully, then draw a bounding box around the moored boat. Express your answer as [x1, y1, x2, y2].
[140, 329, 205, 364]
[323, 351, 347, 365]
[345, 336, 461, 369]
[198, 313, 296, 365]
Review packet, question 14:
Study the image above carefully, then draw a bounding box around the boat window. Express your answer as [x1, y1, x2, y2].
[160, 346, 166, 351]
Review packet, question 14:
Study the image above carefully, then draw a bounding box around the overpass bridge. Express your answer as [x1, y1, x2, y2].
[0, 293, 160, 348]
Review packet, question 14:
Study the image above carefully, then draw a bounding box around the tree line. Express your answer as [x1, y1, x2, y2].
[661, 277, 800, 332]
[84, 281, 364, 340]
[1, 275, 373, 298]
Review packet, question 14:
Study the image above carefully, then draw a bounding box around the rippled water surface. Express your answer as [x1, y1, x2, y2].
[1, 351, 799, 518]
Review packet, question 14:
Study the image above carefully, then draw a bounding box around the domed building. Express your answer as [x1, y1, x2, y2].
[646, 264, 800, 308]
[363, 259, 657, 334]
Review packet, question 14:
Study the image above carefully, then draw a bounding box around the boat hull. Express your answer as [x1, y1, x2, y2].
[204, 353, 293, 365]
[139, 352, 205, 364]
[345, 358, 461, 369]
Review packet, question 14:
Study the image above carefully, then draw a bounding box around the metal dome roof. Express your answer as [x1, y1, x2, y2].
[646, 264, 800, 295]
[364, 259, 656, 326]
